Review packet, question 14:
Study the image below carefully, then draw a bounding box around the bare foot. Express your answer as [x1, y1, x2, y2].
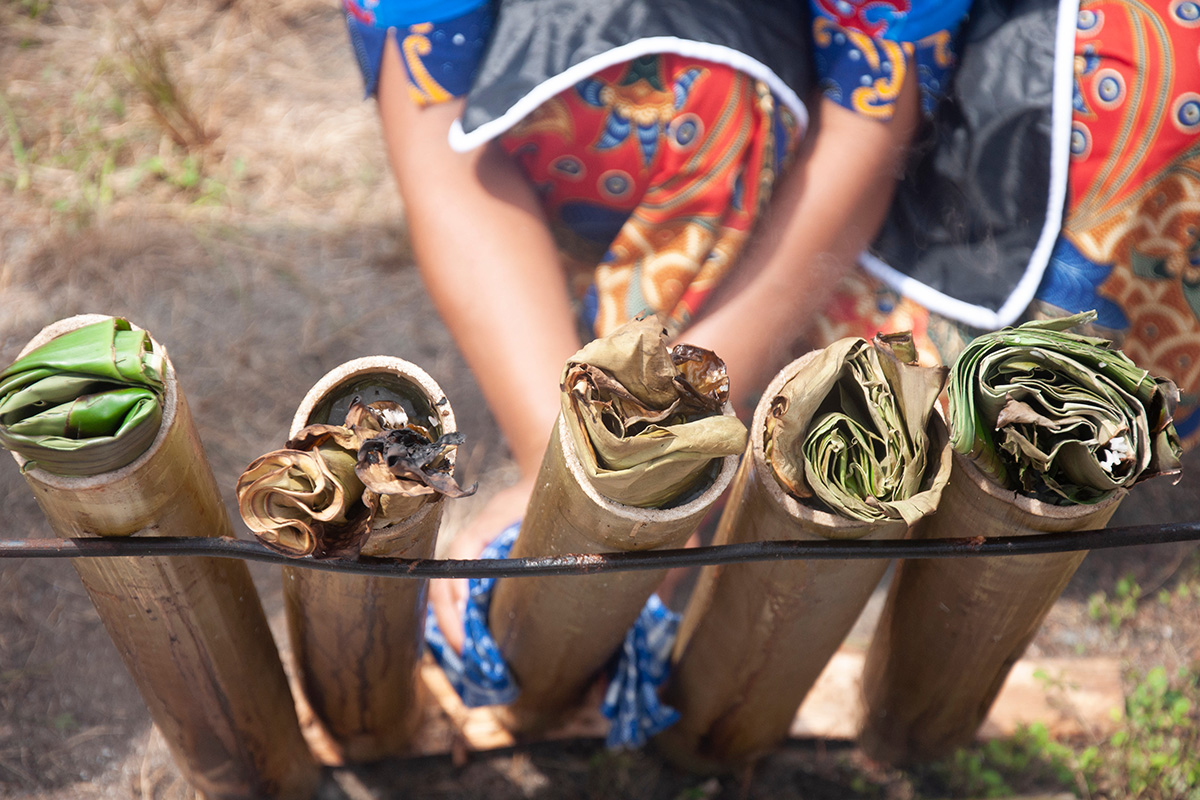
[428, 475, 535, 654]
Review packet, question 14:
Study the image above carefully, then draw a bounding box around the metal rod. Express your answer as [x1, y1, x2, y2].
[2, 521, 1198, 577]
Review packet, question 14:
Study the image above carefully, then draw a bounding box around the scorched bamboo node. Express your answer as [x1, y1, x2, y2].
[268, 356, 461, 763]
[488, 317, 742, 736]
[4, 315, 319, 800]
[656, 335, 952, 773]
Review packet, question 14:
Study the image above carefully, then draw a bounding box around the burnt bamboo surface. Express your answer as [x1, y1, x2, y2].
[282, 356, 453, 763]
[655, 352, 952, 773]
[488, 413, 739, 735]
[859, 451, 1125, 765]
[13, 315, 318, 800]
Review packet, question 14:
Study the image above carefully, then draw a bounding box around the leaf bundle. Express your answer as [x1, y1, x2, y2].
[948, 312, 1183, 504]
[237, 399, 473, 558]
[561, 316, 748, 508]
[0, 317, 165, 475]
[765, 333, 948, 524]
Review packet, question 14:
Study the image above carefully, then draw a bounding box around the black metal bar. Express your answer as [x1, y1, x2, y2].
[1, 521, 1198, 578]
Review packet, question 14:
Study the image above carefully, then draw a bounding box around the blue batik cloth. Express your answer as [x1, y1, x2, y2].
[423, 521, 683, 748]
[600, 592, 681, 749]
[424, 521, 521, 708]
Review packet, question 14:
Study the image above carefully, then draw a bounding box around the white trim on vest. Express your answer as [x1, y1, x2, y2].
[859, 0, 1080, 331]
[447, 36, 810, 153]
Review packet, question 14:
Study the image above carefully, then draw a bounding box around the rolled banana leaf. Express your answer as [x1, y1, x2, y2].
[244, 356, 467, 763]
[948, 311, 1182, 503]
[766, 333, 947, 525]
[237, 393, 472, 559]
[561, 316, 749, 508]
[489, 317, 743, 734]
[656, 333, 951, 772]
[860, 312, 1184, 765]
[0, 317, 165, 475]
[8, 316, 318, 800]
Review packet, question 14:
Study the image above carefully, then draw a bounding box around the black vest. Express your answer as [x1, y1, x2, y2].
[865, 0, 1070, 328]
[451, 0, 814, 150]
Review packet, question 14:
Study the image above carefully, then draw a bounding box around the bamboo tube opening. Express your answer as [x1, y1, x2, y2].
[656, 347, 952, 773]
[292, 356, 451, 439]
[942, 450, 1129, 522]
[282, 356, 456, 762]
[13, 315, 180, 526]
[858, 451, 1126, 765]
[554, 407, 741, 538]
[10, 315, 319, 800]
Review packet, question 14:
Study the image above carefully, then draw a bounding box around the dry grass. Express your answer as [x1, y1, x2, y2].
[0, 0, 400, 237]
[2, 2, 1199, 799]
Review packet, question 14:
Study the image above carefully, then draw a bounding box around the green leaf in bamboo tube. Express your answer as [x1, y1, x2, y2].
[0, 318, 165, 475]
[237, 398, 475, 558]
[765, 333, 948, 524]
[947, 311, 1183, 505]
[560, 316, 748, 508]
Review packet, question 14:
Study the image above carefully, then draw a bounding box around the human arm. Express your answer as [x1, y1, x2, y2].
[376, 37, 582, 479]
[682, 71, 922, 411]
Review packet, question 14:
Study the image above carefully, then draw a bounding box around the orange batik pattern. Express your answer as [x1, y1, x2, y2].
[1033, 0, 1200, 447]
[498, 54, 800, 338]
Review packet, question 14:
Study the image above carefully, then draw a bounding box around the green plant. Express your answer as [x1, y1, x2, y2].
[920, 665, 1200, 799]
[672, 779, 720, 800]
[1104, 666, 1200, 799]
[138, 154, 229, 205]
[18, 0, 53, 19]
[51, 712, 78, 734]
[1088, 573, 1143, 632]
[114, 27, 210, 150]
[915, 724, 1084, 798]
[0, 90, 32, 191]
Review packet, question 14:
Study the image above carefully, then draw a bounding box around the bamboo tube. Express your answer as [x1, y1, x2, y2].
[488, 413, 739, 735]
[9, 315, 319, 800]
[281, 356, 455, 762]
[654, 349, 953, 773]
[858, 452, 1125, 765]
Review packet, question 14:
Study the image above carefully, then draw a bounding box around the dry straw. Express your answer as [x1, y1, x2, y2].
[5, 315, 318, 800]
[656, 336, 952, 773]
[859, 314, 1183, 764]
[488, 319, 742, 735]
[271, 357, 460, 763]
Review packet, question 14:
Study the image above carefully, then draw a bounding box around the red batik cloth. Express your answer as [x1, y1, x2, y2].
[497, 54, 800, 338]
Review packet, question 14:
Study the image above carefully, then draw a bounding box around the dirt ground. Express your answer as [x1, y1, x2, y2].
[2, 2, 1199, 799]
